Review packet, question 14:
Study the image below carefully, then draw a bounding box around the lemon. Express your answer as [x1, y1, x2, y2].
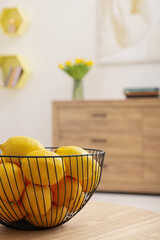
[21, 150, 65, 186]
[0, 163, 25, 202]
[56, 146, 93, 180]
[26, 204, 67, 227]
[68, 192, 85, 213]
[80, 161, 101, 193]
[0, 199, 26, 222]
[22, 183, 52, 216]
[52, 176, 83, 209]
[24, 177, 31, 186]
[0, 157, 5, 164]
[0, 136, 45, 165]
[0, 154, 5, 165]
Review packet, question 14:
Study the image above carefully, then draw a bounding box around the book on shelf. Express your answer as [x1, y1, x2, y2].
[7, 67, 17, 87]
[12, 66, 23, 87]
[5, 67, 13, 86]
[124, 87, 160, 98]
[5, 66, 23, 88]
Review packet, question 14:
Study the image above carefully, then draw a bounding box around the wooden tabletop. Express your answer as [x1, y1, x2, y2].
[0, 201, 160, 240]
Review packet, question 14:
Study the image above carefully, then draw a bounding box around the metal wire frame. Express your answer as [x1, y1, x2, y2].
[0, 147, 105, 230]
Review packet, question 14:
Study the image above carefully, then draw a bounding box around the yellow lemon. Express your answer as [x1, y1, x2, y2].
[24, 177, 31, 186]
[26, 204, 67, 227]
[0, 163, 25, 202]
[68, 192, 85, 213]
[0, 136, 45, 165]
[52, 176, 83, 209]
[22, 183, 52, 216]
[21, 150, 65, 186]
[56, 146, 93, 180]
[0, 157, 5, 164]
[0, 199, 26, 222]
[80, 161, 101, 193]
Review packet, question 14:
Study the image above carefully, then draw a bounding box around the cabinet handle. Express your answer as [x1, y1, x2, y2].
[91, 113, 107, 118]
[91, 139, 107, 143]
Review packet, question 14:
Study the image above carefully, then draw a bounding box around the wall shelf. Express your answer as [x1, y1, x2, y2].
[0, 55, 30, 89]
[0, 7, 28, 36]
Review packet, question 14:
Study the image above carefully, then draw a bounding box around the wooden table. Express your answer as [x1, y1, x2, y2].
[0, 202, 160, 240]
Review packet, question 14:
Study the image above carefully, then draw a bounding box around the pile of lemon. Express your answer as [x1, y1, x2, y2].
[0, 136, 100, 227]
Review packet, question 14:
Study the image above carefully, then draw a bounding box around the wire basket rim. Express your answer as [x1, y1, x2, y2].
[0, 147, 105, 159]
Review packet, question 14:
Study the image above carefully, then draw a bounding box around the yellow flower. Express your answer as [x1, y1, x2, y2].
[75, 58, 85, 64]
[85, 61, 94, 66]
[65, 60, 72, 66]
[59, 64, 64, 69]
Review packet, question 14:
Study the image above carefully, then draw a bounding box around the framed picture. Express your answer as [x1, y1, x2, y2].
[97, 0, 160, 64]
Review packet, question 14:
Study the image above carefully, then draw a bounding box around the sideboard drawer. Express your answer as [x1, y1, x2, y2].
[58, 130, 142, 157]
[58, 108, 142, 132]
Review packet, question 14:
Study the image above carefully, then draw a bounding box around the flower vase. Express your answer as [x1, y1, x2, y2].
[73, 79, 84, 100]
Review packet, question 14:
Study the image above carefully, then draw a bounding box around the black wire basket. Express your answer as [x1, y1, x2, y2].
[0, 147, 105, 230]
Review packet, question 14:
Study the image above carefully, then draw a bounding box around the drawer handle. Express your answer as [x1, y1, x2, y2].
[91, 139, 107, 143]
[92, 113, 107, 118]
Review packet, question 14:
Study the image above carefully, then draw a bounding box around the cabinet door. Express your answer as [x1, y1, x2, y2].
[143, 108, 160, 158]
[98, 156, 142, 192]
[144, 158, 160, 184]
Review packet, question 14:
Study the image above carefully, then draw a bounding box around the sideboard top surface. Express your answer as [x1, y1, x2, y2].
[53, 99, 160, 108]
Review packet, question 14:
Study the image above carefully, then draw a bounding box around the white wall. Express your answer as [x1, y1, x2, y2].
[0, 0, 160, 146]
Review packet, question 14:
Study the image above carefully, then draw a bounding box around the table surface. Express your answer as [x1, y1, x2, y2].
[0, 201, 160, 240]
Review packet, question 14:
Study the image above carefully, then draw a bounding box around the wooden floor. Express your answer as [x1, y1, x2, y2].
[0, 202, 160, 240]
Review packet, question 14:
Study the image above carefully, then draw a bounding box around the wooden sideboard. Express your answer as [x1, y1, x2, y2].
[52, 99, 160, 194]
